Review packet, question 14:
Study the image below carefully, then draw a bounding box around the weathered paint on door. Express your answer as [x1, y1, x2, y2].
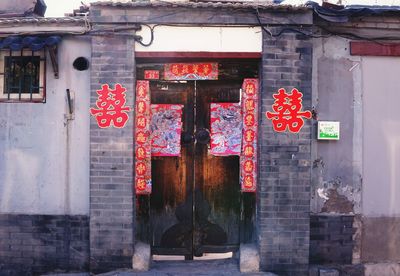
[135, 60, 258, 258]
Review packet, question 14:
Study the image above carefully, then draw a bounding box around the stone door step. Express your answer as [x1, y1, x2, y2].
[97, 259, 277, 276]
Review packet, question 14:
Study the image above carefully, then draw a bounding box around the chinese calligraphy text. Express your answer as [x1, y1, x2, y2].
[135, 81, 152, 194]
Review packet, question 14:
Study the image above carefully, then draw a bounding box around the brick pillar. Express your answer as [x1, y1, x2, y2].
[258, 29, 313, 276]
[89, 35, 136, 272]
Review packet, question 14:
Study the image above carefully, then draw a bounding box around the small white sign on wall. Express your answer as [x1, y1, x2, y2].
[318, 121, 340, 140]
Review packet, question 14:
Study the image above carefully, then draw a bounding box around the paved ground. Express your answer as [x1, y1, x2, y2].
[43, 259, 278, 276]
[96, 259, 277, 276]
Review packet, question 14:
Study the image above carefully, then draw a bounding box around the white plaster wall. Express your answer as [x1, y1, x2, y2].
[362, 57, 400, 216]
[135, 26, 262, 53]
[0, 37, 90, 215]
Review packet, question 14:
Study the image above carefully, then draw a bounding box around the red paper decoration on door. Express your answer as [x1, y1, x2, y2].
[135, 81, 152, 195]
[240, 79, 258, 193]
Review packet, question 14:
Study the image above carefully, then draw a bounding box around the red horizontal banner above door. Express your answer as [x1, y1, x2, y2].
[164, 63, 218, 80]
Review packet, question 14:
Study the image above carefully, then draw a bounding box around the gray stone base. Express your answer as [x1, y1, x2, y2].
[132, 242, 151, 271]
[310, 264, 364, 276]
[239, 243, 260, 273]
[365, 263, 400, 276]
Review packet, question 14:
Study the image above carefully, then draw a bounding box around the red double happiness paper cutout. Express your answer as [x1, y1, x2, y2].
[90, 83, 131, 128]
[266, 88, 311, 133]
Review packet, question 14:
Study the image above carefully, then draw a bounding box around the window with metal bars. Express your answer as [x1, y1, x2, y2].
[0, 49, 46, 102]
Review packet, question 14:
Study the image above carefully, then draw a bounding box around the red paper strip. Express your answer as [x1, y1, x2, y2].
[151, 104, 183, 156]
[241, 79, 259, 193]
[90, 83, 131, 128]
[210, 103, 242, 156]
[266, 88, 312, 133]
[144, 70, 160, 80]
[135, 81, 152, 195]
[164, 63, 218, 80]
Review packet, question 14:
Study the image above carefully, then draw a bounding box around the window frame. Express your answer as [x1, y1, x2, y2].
[0, 49, 46, 103]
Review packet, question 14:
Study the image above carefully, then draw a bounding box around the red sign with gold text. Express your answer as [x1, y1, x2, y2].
[90, 83, 131, 128]
[266, 88, 312, 133]
[144, 70, 160, 80]
[164, 63, 218, 80]
[240, 79, 258, 193]
[135, 81, 152, 194]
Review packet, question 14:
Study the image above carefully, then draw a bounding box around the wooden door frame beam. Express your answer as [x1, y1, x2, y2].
[135, 51, 261, 59]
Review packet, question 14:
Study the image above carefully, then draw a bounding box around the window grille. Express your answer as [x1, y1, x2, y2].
[0, 49, 46, 102]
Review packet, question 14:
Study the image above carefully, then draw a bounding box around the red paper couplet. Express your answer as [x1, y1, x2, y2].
[150, 104, 184, 157]
[210, 103, 242, 156]
[240, 79, 259, 193]
[90, 83, 131, 128]
[135, 81, 152, 195]
[266, 88, 312, 133]
[164, 63, 218, 80]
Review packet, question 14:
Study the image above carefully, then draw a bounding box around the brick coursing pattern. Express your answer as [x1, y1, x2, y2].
[310, 215, 355, 264]
[258, 30, 313, 276]
[89, 33, 136, 272]
[0, 214, 89, 276]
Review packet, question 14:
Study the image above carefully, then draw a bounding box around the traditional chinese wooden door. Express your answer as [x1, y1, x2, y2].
[136, 61, 258, 259]
[148, 80, 241, 258]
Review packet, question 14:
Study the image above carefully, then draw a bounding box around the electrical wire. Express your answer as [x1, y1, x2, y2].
[255, 7, 400, 42]
[255, 8, 330, 39]
[135, 24, 156, 47]
[2, 5, 400, 46]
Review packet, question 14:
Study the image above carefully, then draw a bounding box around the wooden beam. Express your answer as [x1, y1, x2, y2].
[48, 46, 59, 79]
[135, 52, 261, 59]
[350, 41, 400, 56]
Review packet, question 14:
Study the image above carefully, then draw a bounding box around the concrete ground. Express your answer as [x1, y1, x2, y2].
[43, 259, 278, 276]
[98, 259, 277, 276]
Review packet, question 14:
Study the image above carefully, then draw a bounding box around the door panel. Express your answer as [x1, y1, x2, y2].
[150, 82, 194, 256]
[193, 81, 242, 255]
[148, 80, 243, 257]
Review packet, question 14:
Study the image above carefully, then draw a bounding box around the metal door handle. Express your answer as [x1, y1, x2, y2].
[195, 128, 210, 145]
[181, 132, 194, 144]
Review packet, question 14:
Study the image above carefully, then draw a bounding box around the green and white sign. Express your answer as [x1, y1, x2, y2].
[318, 121, 340, 140]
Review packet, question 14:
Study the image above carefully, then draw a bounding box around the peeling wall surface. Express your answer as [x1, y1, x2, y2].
[314, 36, 400, 264]
[0, 37, 90, 215]
[311, 36, 362, 214]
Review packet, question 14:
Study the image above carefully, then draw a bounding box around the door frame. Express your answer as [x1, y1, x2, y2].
[134, 54, 261, 258]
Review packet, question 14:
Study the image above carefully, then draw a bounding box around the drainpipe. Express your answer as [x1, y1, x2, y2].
[65, 88, 74, 215]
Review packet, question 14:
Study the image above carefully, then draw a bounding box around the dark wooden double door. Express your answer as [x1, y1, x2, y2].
[148, 79, 242, 258]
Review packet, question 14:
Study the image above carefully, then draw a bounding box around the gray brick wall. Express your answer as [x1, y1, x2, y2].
[0, 214, 89, 276]
[259, 30, 313, 276]
[89, 34, 136, 272]
[310, 215, 355, 264]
